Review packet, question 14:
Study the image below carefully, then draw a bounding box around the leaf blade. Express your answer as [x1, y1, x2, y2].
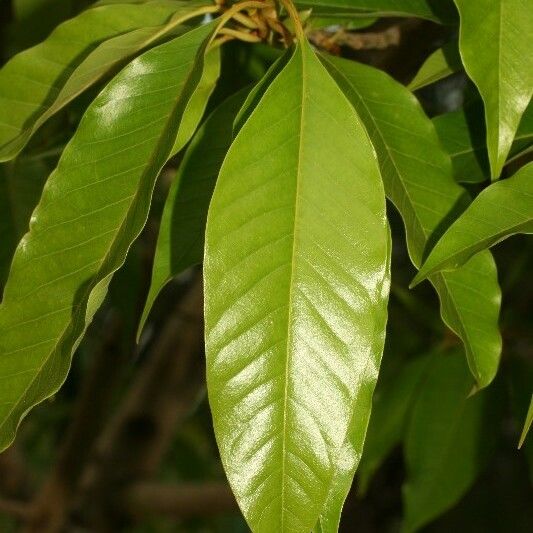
[0, 23, 214, 452]
[454, 0, 533, 178]
[204, 41, 389, 532]
[413, 163, 533, 284]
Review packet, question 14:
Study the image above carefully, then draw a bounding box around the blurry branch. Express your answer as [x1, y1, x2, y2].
[125, 482, 237, 519]
[0, 497, 29, 520]
[79, 273, 206, 528]
[23, 315, 125, 533]
[0, 446, 32, 499]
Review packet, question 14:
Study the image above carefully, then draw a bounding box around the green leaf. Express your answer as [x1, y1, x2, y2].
[204, 41, 389, 532]
[454, 0, 533, 179]
[0, 23, 214, 452]
[315, 226, 391, 533]
[139, 88, 249, 335]
[321, 54, 502, 388]
[0, 0, 214, 161]
[413, 163, 533, 285]
[294, 0, 457, 22]
[519, 394, 533, 449]
[408, 41, 462, 91]
[433, 101, 533, 184]
[357, 354, 433, 495]
[402, 351, 496, 532]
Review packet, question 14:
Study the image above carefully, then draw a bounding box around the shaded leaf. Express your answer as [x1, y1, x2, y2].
[433, 101, 533, 184]
[0, 23, 214, 452]
[294, 0, 456, 22]
[204, 41, 389, 532]
[139, 88, 249, 335]
[403, 352, 497, 532]
[454, 0, 533, 178]
[357, 354, 433, 495]
[408, 41, 462, 91]
[322, 54, 502, 388]
[519, 394, 533, 449]
[0, 0, 214, 161]
[413, 162, 533, 284]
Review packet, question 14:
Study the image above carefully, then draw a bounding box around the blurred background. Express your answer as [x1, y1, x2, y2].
[0, 1, 531, 531]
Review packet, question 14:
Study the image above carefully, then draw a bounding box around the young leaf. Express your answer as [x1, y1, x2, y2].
[0, 0, 215, 161]
[403, 352, 497, 532]
[294, 0, 457, 23]
[139, 88, 249, 335]
[315, 226, 391, 533]
[357, 354, 433, 495]
[454, 0, 533, 179]
[0, 23, 214, 452]
[408, 41, 462, 91]
[204, 40, 389, 532]
[433, 101, 533, 184]
[322, 54, 502, 388]
[412, 163, 533, 285]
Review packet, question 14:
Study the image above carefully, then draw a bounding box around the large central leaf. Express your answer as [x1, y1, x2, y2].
[0, 23, 214, 452]
[204, 42, 389, 532]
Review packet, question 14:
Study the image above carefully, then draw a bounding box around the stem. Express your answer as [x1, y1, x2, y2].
[279, 0, 304, 41]
[211, 0, 270, 44]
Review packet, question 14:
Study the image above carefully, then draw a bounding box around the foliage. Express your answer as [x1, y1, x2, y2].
[0, 0, 531, 531]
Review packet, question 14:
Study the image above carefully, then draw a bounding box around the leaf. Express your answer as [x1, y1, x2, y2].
[321, 54, 502, 388]
[412, 163, 533, 284]
[356, 354, 433, 495]
[408, 41, 462, 91]
[519, 394, 533, 449]
[315, 226, 390, 533]
[204, 40, 389, 532]
[139, 88, 249, 335]
[433, 101, 533, 184]
[454, 0, 533, 179]
[294, 0, 457, 22]
[0, 23, 214, 452]
[402, 351, 497, 532]
[0, 0, 214, 161]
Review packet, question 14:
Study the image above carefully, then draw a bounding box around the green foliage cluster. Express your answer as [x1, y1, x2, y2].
[0, 0, 531, 531]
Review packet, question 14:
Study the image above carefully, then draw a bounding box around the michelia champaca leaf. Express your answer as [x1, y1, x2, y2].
[0, 0, 214, 161]
[433, 101, 533, 184]
[139, 88, 249, 336]
[403, 352, 497, 532]
[322, 54, 502, 388]
[408, 41, 462, 91]
[0, 23, 214, 452]
[204, 40, 389, 532]
[454, 0, 533, 179]
[315, 226, 390, 533]
[294, 0, 456, 22]
[412, 163, 533, 285]
[519, 395, 533, 449]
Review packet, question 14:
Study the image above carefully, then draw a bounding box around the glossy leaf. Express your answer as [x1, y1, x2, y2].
[433, 101, 533, 184]
[139, 88, 248, 335]
[403, 352, 496, 532]
[413, 162, 533, 284]
[322, 54, 502, 388]
[204, 41, 389, 532]
[454, 0, 533, 179]
[294, 0, 456, 22]
[408, 41, 462, 91]
[0, 23, 214, 452]
[315, 226, 391, 533]
[357, 354, 433, 495]
[0, 0, 214, 161]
